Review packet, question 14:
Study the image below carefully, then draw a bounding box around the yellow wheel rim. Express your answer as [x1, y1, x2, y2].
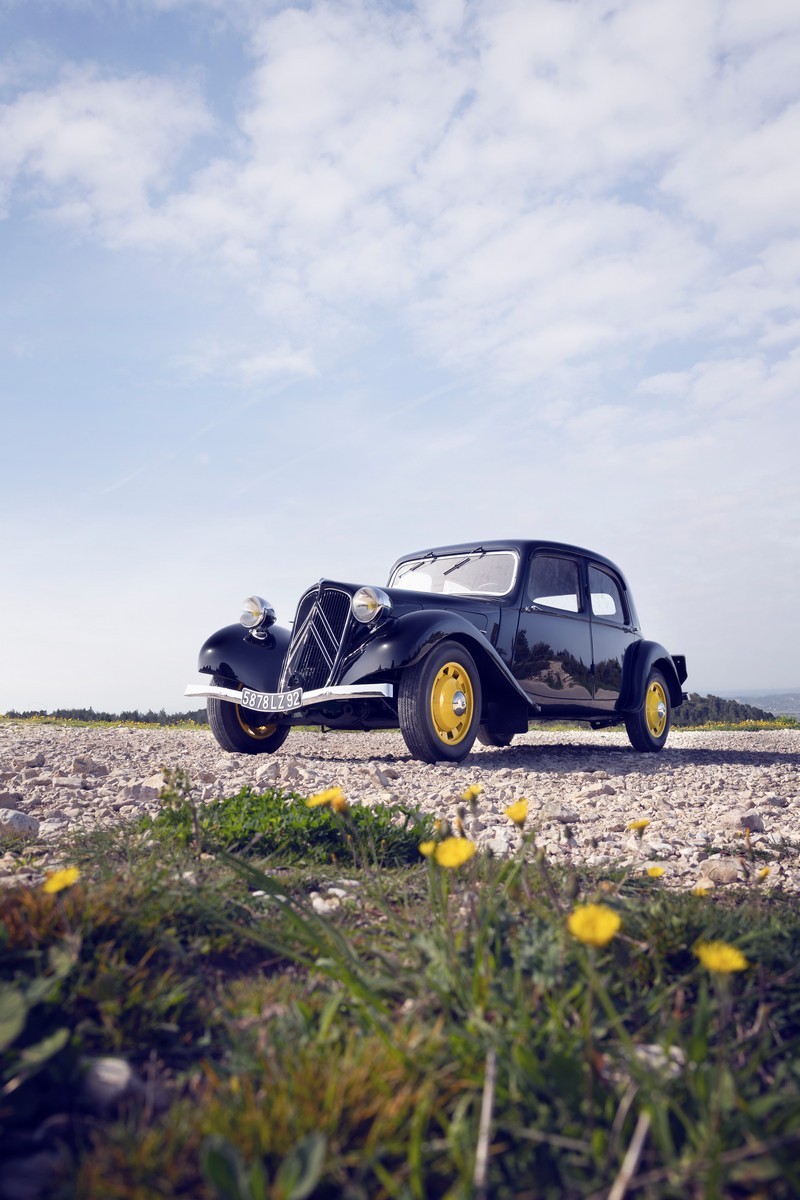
[430, 661, 474, 745]
[235, 705, 278, 741]
[645, 680, 668, 738]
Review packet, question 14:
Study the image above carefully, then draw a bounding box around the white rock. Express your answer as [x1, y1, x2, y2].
[0, 809, 39, 839]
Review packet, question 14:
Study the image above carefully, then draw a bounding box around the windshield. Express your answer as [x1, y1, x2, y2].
[389, 550, 518, 597]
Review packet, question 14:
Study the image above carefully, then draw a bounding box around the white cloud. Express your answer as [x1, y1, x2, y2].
[0, 64, 212, 222]
[2, 0, 799, 390]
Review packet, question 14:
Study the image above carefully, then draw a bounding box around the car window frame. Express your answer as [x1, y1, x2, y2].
[587, 562, 630, 627]
[388, 549, 520, 598]
[526, 551, 586, 617]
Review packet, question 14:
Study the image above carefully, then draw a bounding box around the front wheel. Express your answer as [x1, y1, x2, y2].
[398, 641, 482, 763]
[208, 677, 292, 755]
[624, 670, 671, 752]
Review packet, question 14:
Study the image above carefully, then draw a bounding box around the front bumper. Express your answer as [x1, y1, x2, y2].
[184, 682, 394, 711]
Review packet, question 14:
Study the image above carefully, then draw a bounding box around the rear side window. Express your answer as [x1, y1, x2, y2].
[528, 555, 582, 613]
[589, 565, 626, 623]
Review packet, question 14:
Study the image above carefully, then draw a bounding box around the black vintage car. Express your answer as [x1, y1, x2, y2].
[185, 540, 687, 763]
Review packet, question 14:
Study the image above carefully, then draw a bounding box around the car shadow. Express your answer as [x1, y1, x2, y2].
[468, 742, 800, 773]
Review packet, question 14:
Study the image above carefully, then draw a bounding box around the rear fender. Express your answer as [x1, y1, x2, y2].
[619, 641, 685, 712]
[339, 611, 533, 731]
[197, 623, 291, 693]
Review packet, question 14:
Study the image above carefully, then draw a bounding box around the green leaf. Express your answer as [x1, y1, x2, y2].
[0, 986, 27, 1054]
[275, 1133, 327, 1200]
[18, 1027, 69, 1070]
[201, 1135, 248, 1200]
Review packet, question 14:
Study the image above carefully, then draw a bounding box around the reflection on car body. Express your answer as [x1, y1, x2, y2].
[186, 539, 688, 763]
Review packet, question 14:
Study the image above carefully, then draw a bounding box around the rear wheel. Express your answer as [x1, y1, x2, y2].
[207, 677, 292, 755]
[477, 723, 514, 748]
[624, 669, 671, 752]
[398, 641, 482, 763]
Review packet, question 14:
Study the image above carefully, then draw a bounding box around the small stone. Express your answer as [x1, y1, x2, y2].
[544, 802, 579, 823]
[0, 810, 39, 839]
[70, 756, 108, 777]
[741, 811, 765, 833]
[81, 1056, 143, 1112]
[581, 783, 617, 799]
[0, 792, 24, 809]
[703, 858, 740, 885]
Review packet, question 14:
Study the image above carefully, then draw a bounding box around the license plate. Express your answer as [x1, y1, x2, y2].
[239, 687, 303, 713]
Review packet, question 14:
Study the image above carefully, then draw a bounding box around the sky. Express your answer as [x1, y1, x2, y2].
[1, 0, 799, 713]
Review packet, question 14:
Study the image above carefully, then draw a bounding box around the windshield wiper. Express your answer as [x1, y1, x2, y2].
[397, 551, 436, 579]
[443, 547, 486, 576]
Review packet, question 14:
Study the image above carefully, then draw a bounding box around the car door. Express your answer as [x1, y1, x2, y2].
[512, 551, 594, 713]
[587, 562, 638, 711]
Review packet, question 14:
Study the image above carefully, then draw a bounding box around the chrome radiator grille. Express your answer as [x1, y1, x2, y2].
[280, 585, 352, 693]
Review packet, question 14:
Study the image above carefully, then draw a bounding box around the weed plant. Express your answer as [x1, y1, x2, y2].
[2, 785, 800, 1199]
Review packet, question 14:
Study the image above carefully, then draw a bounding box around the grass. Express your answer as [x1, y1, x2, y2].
[3, 778, 800, 1198]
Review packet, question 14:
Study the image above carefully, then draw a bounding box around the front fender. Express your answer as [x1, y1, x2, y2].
[197, 623, 290, 693]
[338, 611, 534, 727]
[618, 640, 686, 712]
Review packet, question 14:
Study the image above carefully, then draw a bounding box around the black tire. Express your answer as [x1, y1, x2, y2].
[477, 724, 514, 748]
[398, 641, 482, 763]
[207, 677, 292, 756]
[624, 669, 671, 752]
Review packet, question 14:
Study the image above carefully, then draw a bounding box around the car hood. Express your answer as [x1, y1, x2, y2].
[381, 585, 501, 637]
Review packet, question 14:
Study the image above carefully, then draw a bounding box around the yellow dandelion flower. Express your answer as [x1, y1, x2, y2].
[42, 866, 81, 894]
[567, 903, 621, 948]
[434, 837, 477, 869]
[418, 841, 436, 858]
[504, 798, 528, 828]
[646, 866, 665, 878]
[306, 787, 345, 808]
[461, 785, 483, 803]
[758, 866, 770, 881]
[693, 940, 749, 974]
[628, 819, 650, 832]
[330, 793, 348, 814]
[692, 886, 710, 897]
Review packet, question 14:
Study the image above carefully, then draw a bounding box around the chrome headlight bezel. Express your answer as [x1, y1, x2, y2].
[239, 594, 276, 631]
[351, 586, 392, 624]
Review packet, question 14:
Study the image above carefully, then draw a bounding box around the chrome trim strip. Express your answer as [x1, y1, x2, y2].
[184, 682, 394, 708]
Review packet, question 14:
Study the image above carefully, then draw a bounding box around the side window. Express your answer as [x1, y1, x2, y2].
[589, 565, 626, 623]
[528, 555, 581, 613]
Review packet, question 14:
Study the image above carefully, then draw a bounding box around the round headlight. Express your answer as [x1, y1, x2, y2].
[239, 595, 276, 630]
[352, 586, 392, 624]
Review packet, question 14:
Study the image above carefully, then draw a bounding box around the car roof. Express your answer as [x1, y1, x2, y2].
[391, 539, 628, 578]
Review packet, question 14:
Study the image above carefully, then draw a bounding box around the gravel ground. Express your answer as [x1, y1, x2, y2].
[1, 721, 799, 891]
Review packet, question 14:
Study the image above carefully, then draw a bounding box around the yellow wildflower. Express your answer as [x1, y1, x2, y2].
[646, 866, 665, 878]
[306, 787, 346, 809]
[330, 792, 348, 814]
[758, 866, 770, 881]
[434, 838, 476, 869]
[693, 940, 749, 974]
[461, 785, 483, 803]
[567, 903, 621, 948]
[418, 841, 436, 858]
[628, 819, 650, 833]
[42, 867, 81, 894]
[504, 798, 528, 828]
[692, 886, 710, 897]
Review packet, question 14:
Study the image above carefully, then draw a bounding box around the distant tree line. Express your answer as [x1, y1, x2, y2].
[1, 694, 786, 729]
[4, 707, 209, 726]
[672, 693, 775, 726]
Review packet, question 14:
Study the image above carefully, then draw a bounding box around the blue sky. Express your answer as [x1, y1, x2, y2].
[1, 0, 799, 712]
